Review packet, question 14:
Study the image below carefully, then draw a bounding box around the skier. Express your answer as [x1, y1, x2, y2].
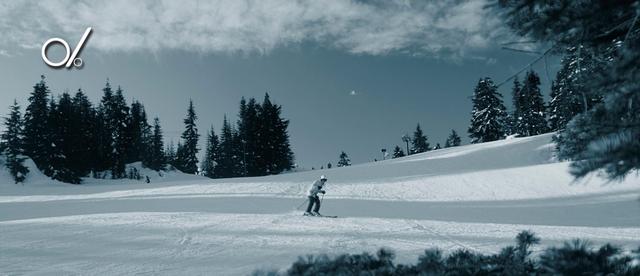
[304, 175, 327, 216]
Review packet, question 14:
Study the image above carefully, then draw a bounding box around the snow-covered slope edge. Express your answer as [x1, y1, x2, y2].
[1, 133, 638, 202]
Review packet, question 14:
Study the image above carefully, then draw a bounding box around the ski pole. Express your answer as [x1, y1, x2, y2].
[296, 199, 308, 210]
[320, 193, 324, 205]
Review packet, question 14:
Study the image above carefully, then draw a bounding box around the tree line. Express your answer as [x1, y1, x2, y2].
[200, 95, 294, 178]
[1, 76, 294, 184]
[467, 70, 551, 144]
[497, 0, 640, 180]
[340, 52, 600, 166]
[326, 125, 461, 169]
[387, 126, 461, 160]
[465, 0, 639, 181]
[467, 60, 607, 144]
[302, 0, 640, 182]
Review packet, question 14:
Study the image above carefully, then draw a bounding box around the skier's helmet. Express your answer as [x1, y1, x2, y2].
[320, 175, 327, 181]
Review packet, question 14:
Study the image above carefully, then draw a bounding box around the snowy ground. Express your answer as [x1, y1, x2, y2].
[1, 133, 639, 275]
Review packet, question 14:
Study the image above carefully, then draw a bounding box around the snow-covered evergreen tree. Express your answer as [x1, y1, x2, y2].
[96, 81, 130, 178]
[70, 89, 97, 177]
[237, 97, 260, 176]
[256, 94, 294, 175]
[2, 100, 29, 183]
[111, 87, 131, 178]
[94, 85, 112, 174]
[174, 142, 184, 170]
[165, 140, 177, 168]
[175, 100, 199, 174]
[468, 78, 507, 143]
[127, 101, 150, 163]
[337, 151, 351, 167]
[507, 76, 523, 135]
[23, 75, 53, 175]
[201, 126, 219, 178]
[411, 124, 430, 154]
[48, 93, 81, 183]
[514, 71, 548, 136]
[548, 46, 602, 131]
[498, 0, 639, 179]
[444, 129, 461, 148]
[548, 80, 570, 132]
[392, 145, 405, 158]
[232, 130, 244, 175]
[555, 41, 639, 178]
[145, 117, 165, 171]
[214, 116, 241, 178]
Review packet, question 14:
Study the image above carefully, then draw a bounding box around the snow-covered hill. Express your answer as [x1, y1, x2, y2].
[1, 133, 639, 275]
[3, 133, 636, 202]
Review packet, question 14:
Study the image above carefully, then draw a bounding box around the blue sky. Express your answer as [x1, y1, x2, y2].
[0, 0, 558, 168]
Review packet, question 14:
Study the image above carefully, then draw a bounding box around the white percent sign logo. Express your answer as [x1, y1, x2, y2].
[41, 27, 92, 68]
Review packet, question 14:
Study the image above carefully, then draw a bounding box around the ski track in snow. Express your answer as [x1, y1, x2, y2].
[2, 212, 639, 275]
[1, 134, 639, 275]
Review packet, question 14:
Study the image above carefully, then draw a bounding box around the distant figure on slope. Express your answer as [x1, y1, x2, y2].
[304, 175, 327, 216]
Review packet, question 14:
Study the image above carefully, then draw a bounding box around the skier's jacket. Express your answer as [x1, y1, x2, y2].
[307, 180, 324, 197]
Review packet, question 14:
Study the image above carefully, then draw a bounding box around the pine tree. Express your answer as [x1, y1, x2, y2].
[50, 94, 70, 168]
[504, 113, 516, 136]
[70, 89, 97, 176]
[42, 93, 80, 184]
[232, 130, 244, 176]
[96, 81, 122, 176]
[237, 97, 260, 176]
[468, 77, 507, 143]
[175, 100, 200, 174]
[127, 101, 150, 163]
[508, 76, 523, 135]
[94, 83, 112, 174]
[109, 87, 131, 178]
[165, 140, 177, 168]
[337, 151, 351, 167]
[548, 46, 602, 131]
[392, 145, 405, 158]
[411, 124, 430, 154]
[215, 116, 241, 178]
[515, 71, 548, 136]
[498, 0, 639, 179]
[256, 94, 294, 175]
[2, 100, 29, 183]
[145, 117, 165, 171]
[201, 126, 219, 178]
[172, 142, 183, 169]
[444, 129, 461, 148]
[48, 93, 81, 183]
[23, 75, 53, 175]
[548, 80, 566, 131]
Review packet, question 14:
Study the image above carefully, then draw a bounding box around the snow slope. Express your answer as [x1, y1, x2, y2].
[1, 133, 639, 275]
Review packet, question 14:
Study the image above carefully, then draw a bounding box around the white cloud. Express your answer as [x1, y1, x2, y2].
[0, 0, 509, 59]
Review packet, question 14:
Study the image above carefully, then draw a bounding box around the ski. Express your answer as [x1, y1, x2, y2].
[303, 213, 337, 218]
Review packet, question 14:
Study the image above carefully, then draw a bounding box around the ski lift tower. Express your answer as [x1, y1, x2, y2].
[402, 134, 411, 155]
